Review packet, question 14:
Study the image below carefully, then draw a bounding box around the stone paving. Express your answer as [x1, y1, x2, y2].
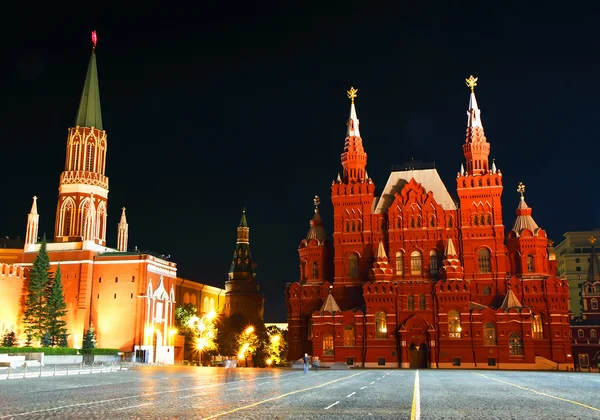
[0, 366, 599, 419]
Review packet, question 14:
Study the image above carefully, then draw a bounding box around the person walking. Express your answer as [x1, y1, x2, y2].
[303, 353, 309, 374]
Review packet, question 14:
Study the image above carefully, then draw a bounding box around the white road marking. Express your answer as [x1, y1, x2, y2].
[411, 370, 420, 420]
[360, 386, 368, 390]
[347, 392, 356, 398]
[112, 402, 152, 411]
[325, 401, 340, 410]
[377, 378, 382, 380]
[370, 381, 375, 384]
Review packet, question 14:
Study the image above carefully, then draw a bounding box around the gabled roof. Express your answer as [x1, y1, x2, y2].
[374, 168, 456, 214]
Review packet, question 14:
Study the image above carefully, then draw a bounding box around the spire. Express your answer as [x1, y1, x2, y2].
[375, 241, 387, 259]
[306, 196, 327, 243]
[24, 196, 39, 251]
[491, 159, 497, 174]
[117, 207, 129, 252]
[440, 237, 464, 281]
[501, 289, 523, 310]
[462, 75, 490, 175]
[341, 87, 368, 183]
[319, 292, 341, 314]
[369, 241, 393, 280]
[444, 237, 458, 259]
[229, 208, 254, 274]
[75, 31, 103, 130]
[512, 182, 540, 235]
[587, 237, 600, 283]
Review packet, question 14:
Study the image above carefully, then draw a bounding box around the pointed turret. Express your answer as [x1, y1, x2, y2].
[440, 238, 464, 281]
[229, 208, 254, 274]
[299, 196, 330, 283]
[501, 289, 523, 310]
[306, 196, 327, 244]
[24, 196, 39, 252]
[512, 183, 540, 236]
[369, 241, 393, 281]
[319, 291, 341, 314]
[341, 87, 368, 183]
[117, 207, 128, 252]
[462, 75, 491, 175]
[75, 32, 103, 130]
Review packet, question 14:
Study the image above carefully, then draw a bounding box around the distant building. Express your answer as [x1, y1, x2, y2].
[0, 35, 224, 364]
[286, 80, 572, 370]
[555, 229, 600, 316]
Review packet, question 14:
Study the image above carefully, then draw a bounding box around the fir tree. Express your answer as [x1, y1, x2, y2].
[82, 324, 97, 354]
[23, 235, 51, 342]
[46, 264, 68, 346]
[2, 331, 16, 347]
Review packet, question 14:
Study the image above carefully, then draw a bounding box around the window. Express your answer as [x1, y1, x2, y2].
[526, 255, 534, 272]
[592, 299, 598, 310]
[348, 253, 359, 278]
[131, 276, 135, 282]
[575, 258, 580, 263]
[429, 215, 435, 227]
[408, 295, 414, 311]
[98, 277, 102, 283]
[204, 297, 209, 311]
[419, 294, 426, 310]
[473, 215, 478, 226]
[532, 315, 543, 339]
[411, 251, 422, 275]
[478, 248, 491, 273]
[591, 329, 597, 338]
[300, 261, 306, 280]
[579, 354, 590, 367]
[85, 143, 95, 171]
[483, 323, 497, 345]
[448, 217, 453, 228]
[416, 217, 421, 228]
[480, 215, 485, 226]
[429, 250, 438, 274]
[312, 262, 319, 279]
[578, 329, 584, 338]
[344, 325, 355, 346]
[395, 251, 404, 275]
[376, 312, 387, 339]
[323, 334, 334, 355]
[410, 218, 415, 228]
[509, 332, 524, 355]
[396, 217, 402, 229]
[63, 202, 73, 237]
[487, 214, 492, 225]
[448, 310, 461, 338]
[576, 267, 582, 272]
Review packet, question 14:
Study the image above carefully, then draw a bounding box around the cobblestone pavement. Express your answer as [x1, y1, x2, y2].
[0, 366, 599, 419]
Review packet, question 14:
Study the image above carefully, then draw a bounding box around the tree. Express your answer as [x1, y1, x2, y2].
[81, 324, 97, 354]
[266, 326, 287, 367]
[23, 236, 51, 342]
[175, 303, 199, 359]
[45, 264, 68, 346]
[2, 331, 16, 347]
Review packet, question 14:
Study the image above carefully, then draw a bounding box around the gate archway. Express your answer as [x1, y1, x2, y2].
[409, 343, 428, 368]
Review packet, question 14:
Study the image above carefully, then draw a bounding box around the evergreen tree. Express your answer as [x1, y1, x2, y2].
[2, 331, 16, 347]
[23, 236, 51, 342]
[45, 264, 68, 346]
[81, 324, 97, 354]
[41, 332, 52, 347]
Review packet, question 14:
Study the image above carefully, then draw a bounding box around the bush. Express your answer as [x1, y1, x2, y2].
[2, 331, 16, 347]
[0, 347, 78, 355]
[89, 348, 120, 355]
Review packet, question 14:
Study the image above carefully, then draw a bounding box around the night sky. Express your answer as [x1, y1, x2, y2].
[2, 4, 600, 321]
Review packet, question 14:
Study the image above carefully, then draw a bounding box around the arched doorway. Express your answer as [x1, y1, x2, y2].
[409, 343, 428, 368]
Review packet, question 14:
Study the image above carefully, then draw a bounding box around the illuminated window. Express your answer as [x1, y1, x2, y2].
[62, 201, 73, 237]
[429, 250, 438, 274]
[509, 332, 524, 355]
[419, 294, 426, 310]
[204, 297, 209, 311]
[210, 298, 215, 312]
[527, 255, 534, 272]
[395, 251, 404, 275]
[592, 299, 598, 310]
[448, 310, 461, 338]
[591, 329, 597, 338]
[531, 314, 543, 339]
[312, 262, 319, 279]
[323, 333, 334, 355]
[71, 143, 80, 170]
[411, 251, 422, 275]
[483, 323, 497, 345]
[408, 295, 414, 311]
[344, 325, 355, 346]
[478, 248, 491, 273]
[376, 312, 387, 339]
[579, 353, 590, 367]
[348, 253, 359, 278]
[85, 143, 95, 171]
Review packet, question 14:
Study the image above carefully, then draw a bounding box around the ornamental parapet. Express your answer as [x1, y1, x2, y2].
[60, 171, 109, 189]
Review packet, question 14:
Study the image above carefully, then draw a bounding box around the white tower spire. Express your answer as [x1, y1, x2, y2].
[24, 196, 39, 252]
[346, 87, 361, 137]
[117, 207, 129, 252]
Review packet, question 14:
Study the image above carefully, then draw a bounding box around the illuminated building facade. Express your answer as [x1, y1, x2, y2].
[286, 79, 573, 369]
[0, 35, 224, 364]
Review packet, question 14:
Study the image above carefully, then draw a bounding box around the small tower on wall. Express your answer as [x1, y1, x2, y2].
[439, 238, 464, 282]
[298, 196, 330, 284]
[24, 196, 39, 252]
[55, 31, 109, 246]
[224, 209, 265, 324]
[455, 75, 507, 293]
[117, 207, 128, 252]
[369, 242, 393, 282]
[331, 87, 376, 309]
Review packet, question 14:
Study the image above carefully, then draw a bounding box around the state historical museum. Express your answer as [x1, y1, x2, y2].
[285, 78, 573, 369]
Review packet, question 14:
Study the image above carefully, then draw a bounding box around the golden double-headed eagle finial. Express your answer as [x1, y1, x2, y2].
[548, 239, 555, 247]
[589, 236, 597, 244]
[517, 182, 526, 196]
[347, 87, 358, 103]
[465, 75, 478, 92]
[314, 195, 321, 208]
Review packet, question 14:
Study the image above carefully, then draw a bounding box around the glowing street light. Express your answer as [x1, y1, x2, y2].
[245, 325, 255, 335]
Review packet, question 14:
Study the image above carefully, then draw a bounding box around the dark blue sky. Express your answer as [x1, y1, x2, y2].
[2, 3, 600, 321]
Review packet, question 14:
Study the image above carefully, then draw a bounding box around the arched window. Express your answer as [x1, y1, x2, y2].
[410, 218, 415, 229]
[396, 217, 402, 229]
[473, 215, 478, 226]
[183, 292, 190, 304]
[429, 215, 435, 227]
[408, 295, 414, 311]
[591, 329, 597, 338]
[312, 262, 319, 279]
[532, 314, 543, 339]
[395, 251, 404, 275]
[419, 294, 426, 310]
[448, 310, 461, 338]
[357, 220, 362, 231]
[509, 332, 524, 355]
[85, 143, 95, 172]
[62, 201, 74, 237]
[590, 298, 599, 310]
[487, 214, 492, 225]
[344, 325, 355, 346]
[483, 323, 497, 345]
[411, 251, 422, 275]
[300, 261, 306, 281]
[429, 250, 438, 274]
[351, 221, 356, 232]
[578, 329, 584, 338]
[480, 215, 485, 226]
[71, 143, 80, 170]
[203, 297, 209, 312]
[376, 312, 387, 339]
[348, 253, 359, 278]
[416, 217, 421, 228]
[526, 255, 534, 272]
[323, 333, 334, 355]
[344, 220, 349, 232]
[478, 248, 491, 273]
[448, 217, 453, 228]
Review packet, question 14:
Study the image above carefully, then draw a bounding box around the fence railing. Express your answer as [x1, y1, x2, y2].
[0, 362, 131, 380]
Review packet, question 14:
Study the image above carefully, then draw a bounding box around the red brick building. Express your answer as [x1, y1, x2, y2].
[286, 79, 573, 369]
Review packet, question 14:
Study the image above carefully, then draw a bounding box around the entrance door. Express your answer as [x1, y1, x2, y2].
[409, 343, 428, 368]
